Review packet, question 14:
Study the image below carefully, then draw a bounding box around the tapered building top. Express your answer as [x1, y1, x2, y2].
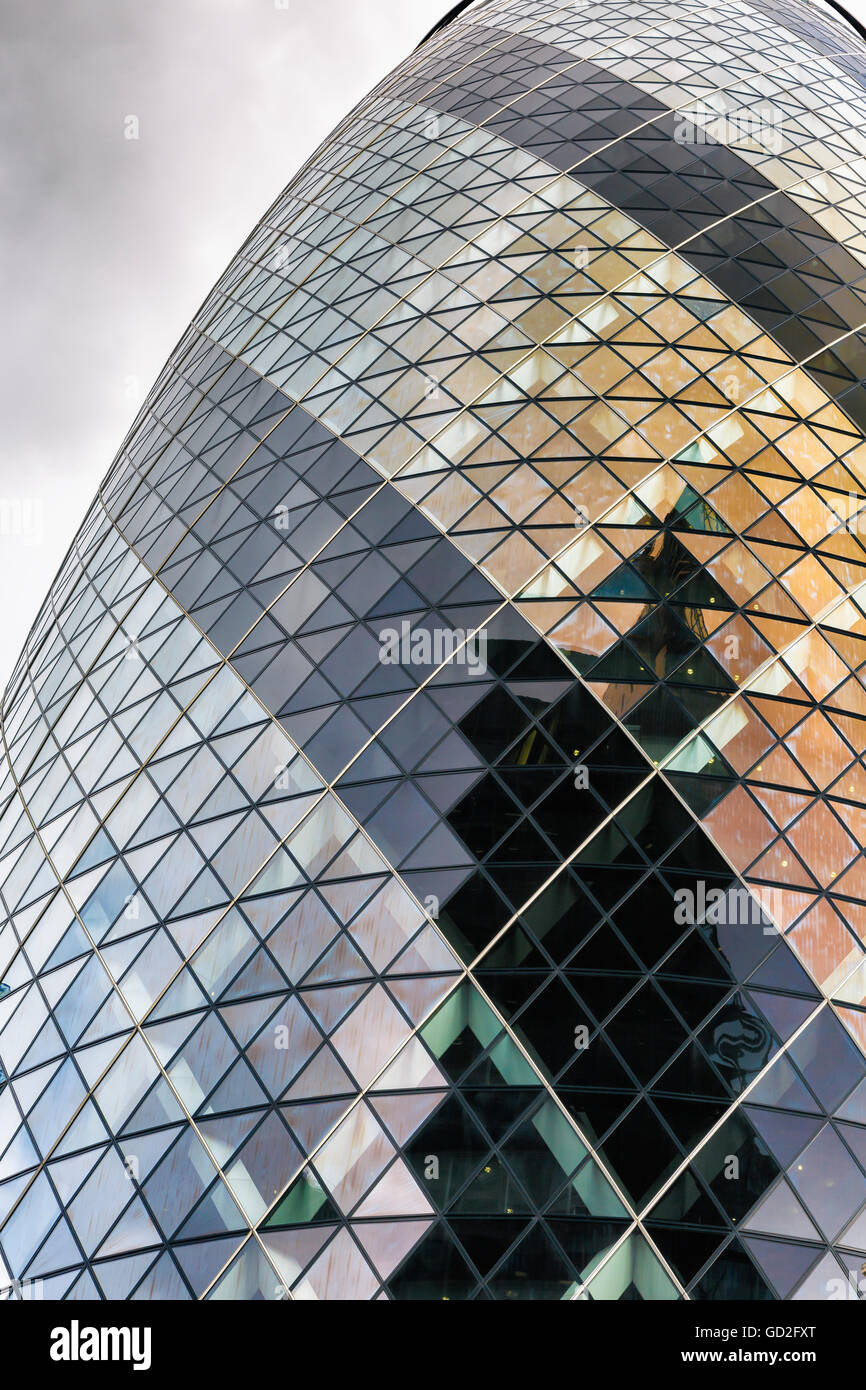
[2, 0, 866, 1301]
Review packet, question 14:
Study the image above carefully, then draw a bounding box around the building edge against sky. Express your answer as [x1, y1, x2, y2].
[3, 0, 866, 1300]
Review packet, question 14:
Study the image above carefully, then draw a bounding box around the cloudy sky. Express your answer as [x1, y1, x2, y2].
[1, 0, 865, 691]
[0, 0, 445, 690]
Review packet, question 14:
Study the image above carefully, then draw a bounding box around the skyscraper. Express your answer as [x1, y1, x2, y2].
[2, 0, 866, 1301]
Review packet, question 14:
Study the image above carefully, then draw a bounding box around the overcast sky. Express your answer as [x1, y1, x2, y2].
[1, 0, 865, 693]
[0, 0, 445, 691]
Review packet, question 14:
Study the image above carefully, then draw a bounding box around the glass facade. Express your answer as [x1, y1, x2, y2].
[2, 0, 866, 1301]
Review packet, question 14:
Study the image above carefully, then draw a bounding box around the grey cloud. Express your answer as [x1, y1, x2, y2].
[0, 0, 445, 686]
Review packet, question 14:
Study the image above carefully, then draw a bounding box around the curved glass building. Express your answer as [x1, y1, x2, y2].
[3, 0, 866, 1302]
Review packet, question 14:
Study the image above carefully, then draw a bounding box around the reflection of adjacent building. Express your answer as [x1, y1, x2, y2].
[587, 506, 737, 763]
[4, 0, 866, 1304]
